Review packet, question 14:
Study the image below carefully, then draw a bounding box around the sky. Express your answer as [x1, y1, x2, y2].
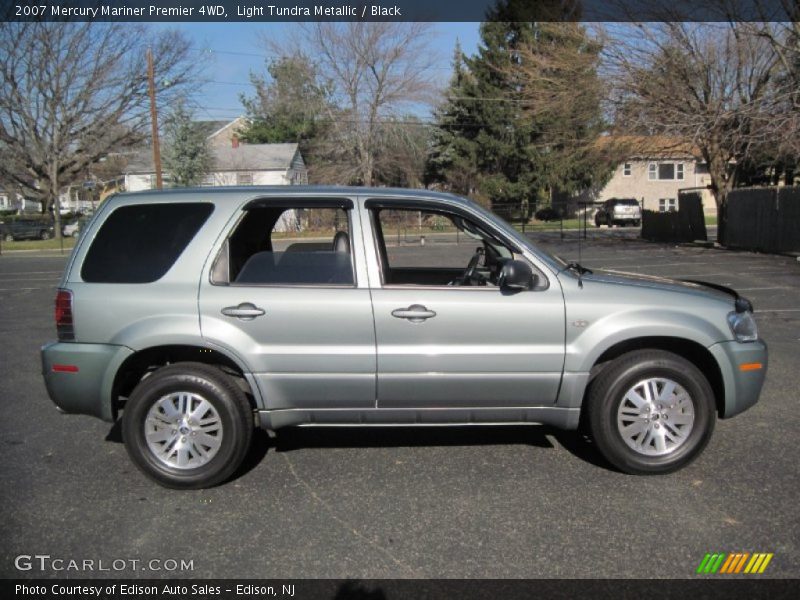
[161, 22, 483, 122]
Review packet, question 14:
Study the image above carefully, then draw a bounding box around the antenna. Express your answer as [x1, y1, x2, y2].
[577, 204, 583, 278]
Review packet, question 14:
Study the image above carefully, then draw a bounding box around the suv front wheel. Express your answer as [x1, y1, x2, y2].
[587, 350, 716, 474]
[122, 362, 253, 489]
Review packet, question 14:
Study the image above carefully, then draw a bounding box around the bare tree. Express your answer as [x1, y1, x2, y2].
[0, 22, 197, 237]
[262, 22, 438, 186]
[606, 21, 797, 241]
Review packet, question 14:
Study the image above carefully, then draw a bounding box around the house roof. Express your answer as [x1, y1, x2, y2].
[123, 143, 301, 174]
[193, 120, 233, 139]
[596, 136, 704, 160]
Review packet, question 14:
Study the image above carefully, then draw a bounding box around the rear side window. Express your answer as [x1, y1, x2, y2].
[81, 203, 213, 283]
[212, 204, 354, 287]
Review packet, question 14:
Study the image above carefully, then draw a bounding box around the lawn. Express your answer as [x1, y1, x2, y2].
[0, 237, 77, 252]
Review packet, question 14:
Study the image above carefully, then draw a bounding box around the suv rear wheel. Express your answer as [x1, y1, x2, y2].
[587, 350, 715, 474]
[40, 230, 51, 240]
[122, 362, 253, 489]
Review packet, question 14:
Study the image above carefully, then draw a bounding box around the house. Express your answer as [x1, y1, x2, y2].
[0, 189, 42, 213]
[200, 117, 248, 149]
[122, 141, 308, 192]
[581, 136, 717, 216]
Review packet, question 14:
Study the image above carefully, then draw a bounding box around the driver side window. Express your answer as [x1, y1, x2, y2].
[371, 208, 512, 287]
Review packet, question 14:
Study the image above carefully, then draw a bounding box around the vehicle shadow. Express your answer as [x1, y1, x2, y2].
[268, 424, 616, 473]
[105, 421, 618, 483]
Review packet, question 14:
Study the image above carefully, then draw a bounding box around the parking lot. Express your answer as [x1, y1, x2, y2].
[1, 231, 798, 579]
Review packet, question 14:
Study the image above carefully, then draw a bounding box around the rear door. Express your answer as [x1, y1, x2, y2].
[198, 197, 377, 410]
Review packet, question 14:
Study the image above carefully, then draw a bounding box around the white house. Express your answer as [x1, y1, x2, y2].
[123, 142, 308, 192]
[587, 136, 717, 215]
[0, 189, 42, 213]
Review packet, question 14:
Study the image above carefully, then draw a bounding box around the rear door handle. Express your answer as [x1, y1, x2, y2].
[221, 302, 265, 321]
[391, 304, 436, 323]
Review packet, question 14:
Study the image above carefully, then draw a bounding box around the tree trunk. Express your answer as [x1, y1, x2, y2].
[705, 148, 733, 246]
[50, 161, 62, 241]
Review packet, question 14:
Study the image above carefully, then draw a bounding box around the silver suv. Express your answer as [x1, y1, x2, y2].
[41, 187, 767, 488]
[595, 198, 642, 227]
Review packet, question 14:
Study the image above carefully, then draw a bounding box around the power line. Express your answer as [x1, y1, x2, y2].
[203, 78, 528, 104]
[203, 47, 454, 70]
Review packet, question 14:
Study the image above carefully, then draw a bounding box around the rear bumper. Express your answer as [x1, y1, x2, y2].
[708, 339, 768, 418]
[41, 342, 134, 422]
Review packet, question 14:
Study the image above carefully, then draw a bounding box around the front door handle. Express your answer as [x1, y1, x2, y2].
[221, 302, 265, 321]
[391, 304, 436, 323]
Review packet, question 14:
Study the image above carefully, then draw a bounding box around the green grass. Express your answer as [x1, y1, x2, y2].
[705, 216, 718, 226]
[515, 219, 585, 231]
[0, 237, 77, 252]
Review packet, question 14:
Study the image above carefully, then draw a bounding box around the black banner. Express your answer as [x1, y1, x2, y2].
[2, 0, 797, 23]
[4, 579, 800, 600]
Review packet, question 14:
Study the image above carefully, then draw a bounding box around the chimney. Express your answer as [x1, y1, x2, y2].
[231, 135, 239, 149]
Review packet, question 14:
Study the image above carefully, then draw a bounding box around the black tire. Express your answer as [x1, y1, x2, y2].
[122, 362, 253, 489]
[40, 230, 50, 240]
[586, 350, 715, 475]
[4, 234, 13, 242]
[594, 216, 602, 228]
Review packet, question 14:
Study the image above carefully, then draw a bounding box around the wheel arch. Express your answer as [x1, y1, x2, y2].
[586, 336, 725, 418]
[111, 344, 261, 419]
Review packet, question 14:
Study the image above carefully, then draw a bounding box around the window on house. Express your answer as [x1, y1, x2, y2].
[658, 163, 675, 180]
[623, 163, 632, 177]
[659, 198, 677, 212]
[649, 162, 685, 181]
[236, 172, 253, 186]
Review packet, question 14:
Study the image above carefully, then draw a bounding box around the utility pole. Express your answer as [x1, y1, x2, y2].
[147, 48, 163, 190]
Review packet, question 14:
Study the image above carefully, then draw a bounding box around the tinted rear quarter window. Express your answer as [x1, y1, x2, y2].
[81, 203, 213, 283]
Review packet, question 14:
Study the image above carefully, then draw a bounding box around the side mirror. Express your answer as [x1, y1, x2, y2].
[499, 259, 536, 291]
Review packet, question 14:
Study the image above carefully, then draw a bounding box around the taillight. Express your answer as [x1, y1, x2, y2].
[55, 288, 74, 341]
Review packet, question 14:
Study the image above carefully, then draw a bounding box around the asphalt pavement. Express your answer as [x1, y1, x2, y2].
[1, 232, 798, 579]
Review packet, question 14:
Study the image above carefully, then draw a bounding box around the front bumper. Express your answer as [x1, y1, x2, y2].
[708, 339, 768, 418]
[41, 342, 134, 422]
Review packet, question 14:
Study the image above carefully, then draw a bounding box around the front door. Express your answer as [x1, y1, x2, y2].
[364, 201, 566, 409]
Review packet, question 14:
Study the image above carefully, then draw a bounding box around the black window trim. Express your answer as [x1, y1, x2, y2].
[243, 197, 354, 211]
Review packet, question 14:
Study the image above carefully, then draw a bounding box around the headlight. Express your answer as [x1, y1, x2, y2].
[727, 310, 758, 342]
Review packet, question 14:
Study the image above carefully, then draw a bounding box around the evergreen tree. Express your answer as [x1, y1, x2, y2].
[237, 54, 332, 158]
[426, 0, 606, 219]
[426, 18, 547, 219]
[161, 101, 213, 187]
[425, 41, 481, 198]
